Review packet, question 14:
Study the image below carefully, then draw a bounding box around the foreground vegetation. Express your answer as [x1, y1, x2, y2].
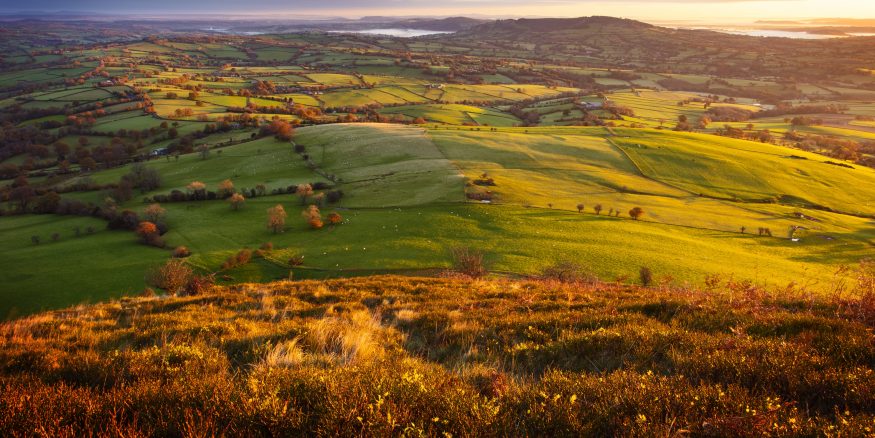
[1, 271, 873, 436]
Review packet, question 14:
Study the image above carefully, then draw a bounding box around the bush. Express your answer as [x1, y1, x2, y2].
[541, 261, 596, 283]
[107, 210, 140, 231]
[326, 190, 344, 204]
[327, 212, 343, 225]
[183, 274, 215, 296]
[451, 246, 487, 278]
[639, 266, 653, 287]
[145, 259, 193, 295]
[172, 246, 192, 258]
[288, 255, 305, 267]
[222, 249, 253, 270]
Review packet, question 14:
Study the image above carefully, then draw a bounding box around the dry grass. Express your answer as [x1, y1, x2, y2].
[1, 270, 874, 436]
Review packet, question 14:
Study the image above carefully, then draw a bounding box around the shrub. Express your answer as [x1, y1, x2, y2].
[639, 266, 653, 287]
[288, 255, 305, 267]
[222, 249, 253, 270]
[451, 246, 487, 278]
[326, 190, 344, 203]
[183, 274, 215, 296]
[172, 246, 192, 258]
[541, 261, 596, 283]
[107, 210, 140, 231]
[327, 212, 342, 225]
[145, 259, 193, 295]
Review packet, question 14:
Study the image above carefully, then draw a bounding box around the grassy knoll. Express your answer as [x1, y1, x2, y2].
[1, 275, 873, 435]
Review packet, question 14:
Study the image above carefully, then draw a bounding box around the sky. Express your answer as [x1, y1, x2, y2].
[2, 0, 873, 24]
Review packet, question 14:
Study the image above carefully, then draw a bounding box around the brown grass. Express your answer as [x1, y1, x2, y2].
[0, 271, 874, 436]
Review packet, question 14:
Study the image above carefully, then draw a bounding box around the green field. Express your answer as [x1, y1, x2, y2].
[3, 26, 875, 320]
[2, 123, 873, 317]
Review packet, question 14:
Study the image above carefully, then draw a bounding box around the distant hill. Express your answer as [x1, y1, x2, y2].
[450, 15, 875, 80]
[353, 16, 487, 31]
[461, 15, 654, 35]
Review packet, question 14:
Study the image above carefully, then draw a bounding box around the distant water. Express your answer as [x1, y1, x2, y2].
[329, 28, 454, 38]
[719, 29, 837, 39]
[203, 27, 265, 35]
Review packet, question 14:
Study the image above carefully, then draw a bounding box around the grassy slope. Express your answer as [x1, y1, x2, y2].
[0, 215, 167, 318]
[0, 276, 872, 435]
[613, 128, 875, 216]
[2, 124, 873, 316]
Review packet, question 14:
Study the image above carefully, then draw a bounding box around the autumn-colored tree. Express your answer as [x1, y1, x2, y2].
[267, 119, 295, 141]
[136, 221, 158, 238]
[218, 179, 235, 198]
[301, 205, 323, 229]
[144, 203, 166, 222]
[629, 207, 644, 220]
[576, 203, 584, 213]
[229, 193, 245, 210]
[593, 204, 603, 215]
[327, 212, 343, 226]
[413, 117, 426, 124]
[267, 205, 287, 233]
[295, 183, 313, 204]
[312, 192, 326, 207]
[187, 181, 206, 193]
[135, 221, 164, 247]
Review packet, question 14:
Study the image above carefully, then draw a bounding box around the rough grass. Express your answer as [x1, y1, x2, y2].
[0, 274, 873, 436]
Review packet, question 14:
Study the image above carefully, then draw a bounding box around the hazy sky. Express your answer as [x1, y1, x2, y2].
[3, 0, 873, 23]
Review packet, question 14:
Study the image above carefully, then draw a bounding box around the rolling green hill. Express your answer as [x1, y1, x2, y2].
[1, 123, 873, 317]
